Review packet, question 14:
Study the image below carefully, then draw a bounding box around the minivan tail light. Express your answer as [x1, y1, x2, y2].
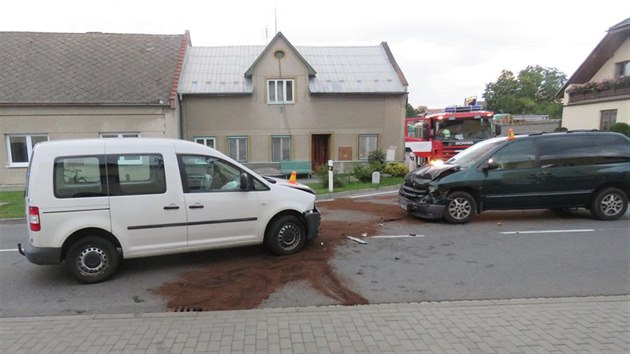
[29, 206, 41, 232]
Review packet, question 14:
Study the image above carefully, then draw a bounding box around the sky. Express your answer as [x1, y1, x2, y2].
[3, 0, 628, 108]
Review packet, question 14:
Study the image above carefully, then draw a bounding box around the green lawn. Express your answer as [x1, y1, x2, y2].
[305, 176, 403, 195]
[0, 191, 25, 219]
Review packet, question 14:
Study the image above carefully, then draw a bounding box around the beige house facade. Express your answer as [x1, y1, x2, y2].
[178, 33, 408, 173]
[0, 31, 189, 187]
[559, 19, 630, 130]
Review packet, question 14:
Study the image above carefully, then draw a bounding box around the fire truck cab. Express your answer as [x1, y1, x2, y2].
[405, 105, 500, 167]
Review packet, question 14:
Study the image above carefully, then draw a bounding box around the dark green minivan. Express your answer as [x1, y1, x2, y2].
[398, 131, 630, 224]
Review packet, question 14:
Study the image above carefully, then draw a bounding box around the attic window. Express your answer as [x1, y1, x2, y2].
[274, 50, 285, 59]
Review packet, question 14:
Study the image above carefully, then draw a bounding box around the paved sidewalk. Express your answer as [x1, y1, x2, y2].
[1, 296, 628, 354]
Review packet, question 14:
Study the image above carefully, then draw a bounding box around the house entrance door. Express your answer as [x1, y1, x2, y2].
[311, 134, 330, 171]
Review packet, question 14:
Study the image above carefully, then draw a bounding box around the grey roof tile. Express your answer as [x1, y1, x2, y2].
[0, 32, 185, 105]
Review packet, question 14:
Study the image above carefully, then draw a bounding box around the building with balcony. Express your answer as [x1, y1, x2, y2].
[558, 18, 630, 130]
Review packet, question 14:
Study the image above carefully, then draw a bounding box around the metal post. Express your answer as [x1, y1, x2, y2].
[328, 160, 333, 193]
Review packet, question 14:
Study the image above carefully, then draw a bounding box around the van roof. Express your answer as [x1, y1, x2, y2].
[34, 138, 226, 157]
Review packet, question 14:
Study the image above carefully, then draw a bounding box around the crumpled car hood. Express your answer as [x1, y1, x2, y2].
[406, 164, 460, 184]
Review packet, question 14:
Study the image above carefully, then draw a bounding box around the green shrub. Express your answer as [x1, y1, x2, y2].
[314, 164, 345, 188]
[352, 163, 374, 183]
[384, 162, 409, 177]
[611, 122, 630, 137]
[367, 149, 385, 172]
[554, 126, 568, 132]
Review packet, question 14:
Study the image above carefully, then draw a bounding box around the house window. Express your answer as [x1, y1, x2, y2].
[6, 134, 48, 167]
[267, 79, 294, 104]
[358, 134, 378, 160]
[600, 110, 617, 131]
[615, 61, 630, 78]
[100, 132, 140, 138]
[227, 137, 248, 162]
[194, 137, 216, 149]
[272, 136, 291, 161]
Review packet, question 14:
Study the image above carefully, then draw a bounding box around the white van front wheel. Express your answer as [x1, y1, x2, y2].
[65, 236, 120, 283]
[265, 215, 306, 255]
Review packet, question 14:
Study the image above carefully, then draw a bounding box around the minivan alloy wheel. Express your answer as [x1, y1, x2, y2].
[444, 191, 477, 224]
[591, 187, 628, 221]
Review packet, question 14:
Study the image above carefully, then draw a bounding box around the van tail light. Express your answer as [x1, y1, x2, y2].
[29, 206, 41, 232]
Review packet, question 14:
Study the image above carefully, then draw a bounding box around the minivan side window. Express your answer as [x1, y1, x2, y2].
[107, 154, 166, 196]
[489, 140, 536, 170]
[178, 155, 242, 192]
[54, 156, 106, 198]
[537, 135, 630, 167]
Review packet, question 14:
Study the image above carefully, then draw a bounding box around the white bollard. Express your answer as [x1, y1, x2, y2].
[328, 160, 334, 192]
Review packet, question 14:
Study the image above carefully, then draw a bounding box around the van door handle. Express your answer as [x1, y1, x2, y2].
[163, 205, 180, 210]
[189, 204, 204, 209]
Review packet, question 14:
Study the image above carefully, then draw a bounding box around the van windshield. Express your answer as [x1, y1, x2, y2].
[446, 137, 506, 168]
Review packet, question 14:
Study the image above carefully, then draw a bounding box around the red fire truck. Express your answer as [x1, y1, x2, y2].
[404, 105, 501, 166]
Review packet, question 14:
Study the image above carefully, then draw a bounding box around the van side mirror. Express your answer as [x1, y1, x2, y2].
[239, 173, 251, 190]
[495, 125, 502, 136]
[482, 158, 499, 171]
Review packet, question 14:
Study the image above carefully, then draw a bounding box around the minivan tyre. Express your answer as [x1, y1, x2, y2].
[65, 236, 120, 284]
[590, 187, 628, 221]
[444, 191, 477, 224]
[265, 215, 306, 255]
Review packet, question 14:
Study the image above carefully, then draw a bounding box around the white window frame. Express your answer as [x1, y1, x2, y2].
[6, 134, 48, 167]
[267, 79, 294, 104]
[227, 136, 248, 162]
[272, 135, 292, 162]
[194, 137, 216, 149]
[358, 134, 378, 160]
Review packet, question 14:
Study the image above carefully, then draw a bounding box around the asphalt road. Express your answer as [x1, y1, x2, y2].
[1, 193, 628, 317]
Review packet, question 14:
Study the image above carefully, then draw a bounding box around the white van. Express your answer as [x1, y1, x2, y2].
[18, 138, 320, 283]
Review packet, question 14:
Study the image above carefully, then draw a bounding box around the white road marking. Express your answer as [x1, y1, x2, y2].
[369, 234, 425, 238]
[349, 190, 398, 199]
[500, 229, 595, 235]
[0, 248, 18, 252]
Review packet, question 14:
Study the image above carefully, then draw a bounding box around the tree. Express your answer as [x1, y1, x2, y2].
[483, 65, 567, 119]
[406, 103, 418, 117]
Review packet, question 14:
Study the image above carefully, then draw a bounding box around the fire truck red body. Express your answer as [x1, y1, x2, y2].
[404, 105, 500, 166]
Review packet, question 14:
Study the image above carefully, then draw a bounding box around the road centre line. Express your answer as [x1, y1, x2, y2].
[0, 248, 18, 252]
[369, 235, 425, 238]
[500, 229, 595, 235]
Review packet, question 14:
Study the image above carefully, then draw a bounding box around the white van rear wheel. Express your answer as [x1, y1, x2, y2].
[65, 236, 119, 283]
[265, 215, 306, 255]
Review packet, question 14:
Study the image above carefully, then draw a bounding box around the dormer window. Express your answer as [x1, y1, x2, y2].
[267, 79, 294, 104]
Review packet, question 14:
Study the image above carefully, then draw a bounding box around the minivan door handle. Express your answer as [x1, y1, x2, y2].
[163, 204, 180, 210]
[189, 204, 204, 209]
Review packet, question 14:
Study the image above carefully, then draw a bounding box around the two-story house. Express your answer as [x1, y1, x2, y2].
[177, 32, 409, 174]
[0, 31, 190, 187]
[558, 18, 630, 130]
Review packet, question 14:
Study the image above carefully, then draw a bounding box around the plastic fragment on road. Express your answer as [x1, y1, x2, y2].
[347, 236, 367, 244]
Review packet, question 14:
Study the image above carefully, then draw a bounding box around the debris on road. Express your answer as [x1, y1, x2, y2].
[347, 236, 368, 244]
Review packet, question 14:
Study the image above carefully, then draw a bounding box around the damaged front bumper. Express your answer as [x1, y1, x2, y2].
[398, 194, 447, 220]
[304, 208, 321, 240]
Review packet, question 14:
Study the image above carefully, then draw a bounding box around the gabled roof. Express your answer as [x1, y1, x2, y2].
[0, 31, 190, 107]
[557, 18, 630, 97]
[178, 35, 408, 95]
[244, 32, 316, 78]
